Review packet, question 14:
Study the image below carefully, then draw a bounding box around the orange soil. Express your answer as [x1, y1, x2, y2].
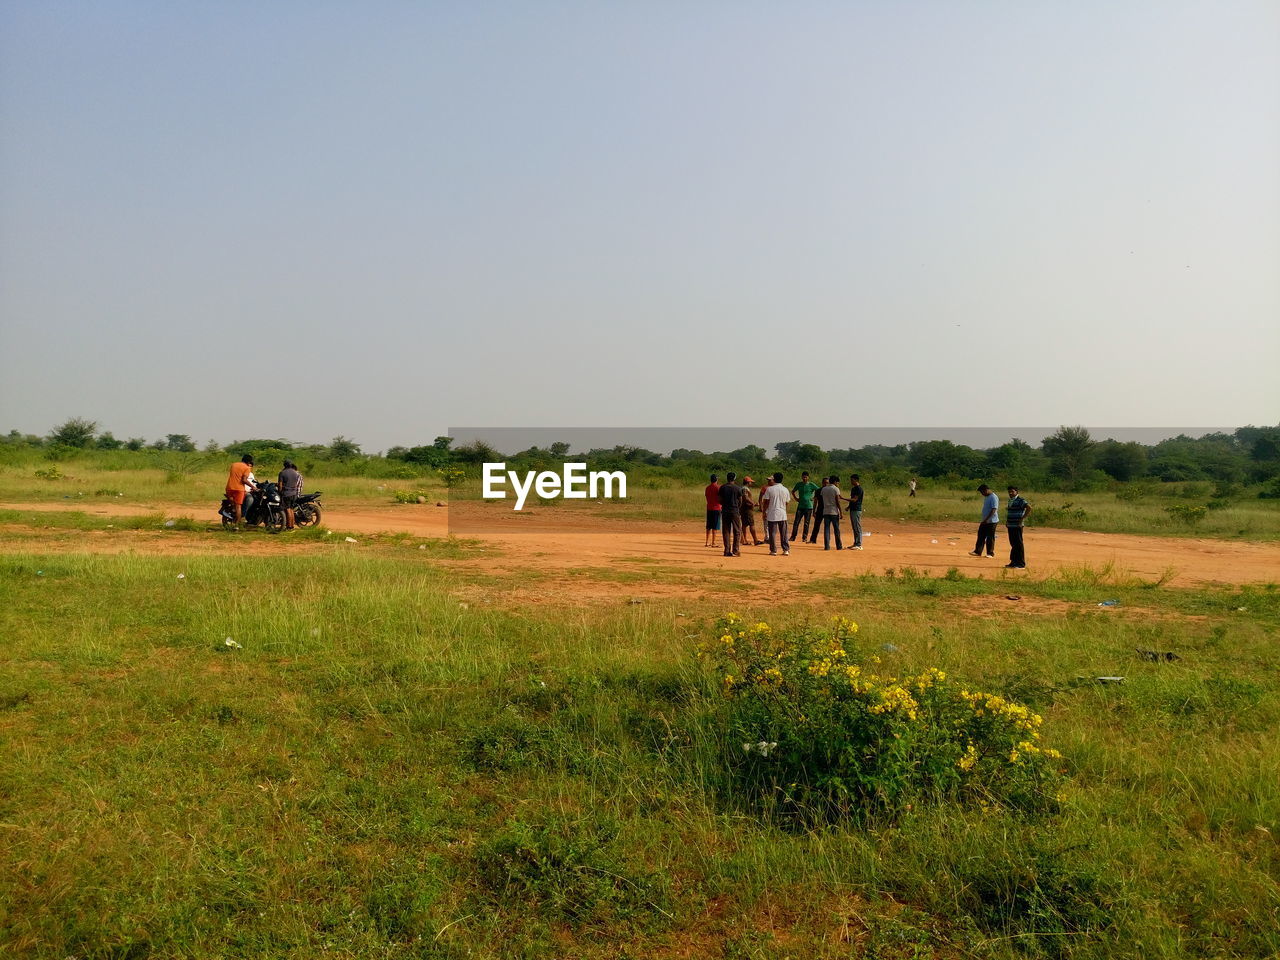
[3, 500, 1278, 591]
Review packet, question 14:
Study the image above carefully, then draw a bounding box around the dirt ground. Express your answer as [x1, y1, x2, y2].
[4, 500, 1278, 591]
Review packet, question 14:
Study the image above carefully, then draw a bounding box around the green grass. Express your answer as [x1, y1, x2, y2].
[2, 548, 1278, 958]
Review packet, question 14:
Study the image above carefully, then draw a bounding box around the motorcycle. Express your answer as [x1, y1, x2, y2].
[291, 490, 324, 528]
[219, 481, 287, 533]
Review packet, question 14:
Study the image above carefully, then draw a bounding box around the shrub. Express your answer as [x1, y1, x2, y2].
[473, 815, 664, 926]
[698, 615, 1064, 823]
[439, 466, 467, 488]
[1164, 504, 1207, 526]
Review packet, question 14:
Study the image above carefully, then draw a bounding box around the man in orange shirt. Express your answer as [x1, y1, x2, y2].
[225, 454, 257, 528]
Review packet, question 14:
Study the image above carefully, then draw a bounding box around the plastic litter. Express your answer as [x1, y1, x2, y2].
[176, 573, 185, 580]
[743, 741, 778, 757]
[344, 537, 358, 543]
[881, 642, 900, 653]
[1097, 600, 1119, 607]
[224, 637, 242, 650]
[1136, 649, 1180, 662]
[1005, 595, 1022, 601]
[164, 519, 176, 528]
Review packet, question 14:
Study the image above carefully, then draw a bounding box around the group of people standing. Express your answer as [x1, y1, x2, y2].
[702, 473, 1033, 569]
[704, 471, 865, 557]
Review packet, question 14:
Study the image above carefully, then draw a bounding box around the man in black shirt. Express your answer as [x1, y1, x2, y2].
[718, 472, 744, 557]
[843, 474, 864, 549]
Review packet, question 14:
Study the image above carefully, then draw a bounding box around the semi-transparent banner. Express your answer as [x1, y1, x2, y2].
[434, 427, 1226, 536]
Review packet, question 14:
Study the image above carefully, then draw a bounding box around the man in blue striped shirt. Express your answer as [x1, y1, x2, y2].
[1005, 486, 1031, 569]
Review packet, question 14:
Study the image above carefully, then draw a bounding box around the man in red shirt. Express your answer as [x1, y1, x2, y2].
[703, 473, 721, 547]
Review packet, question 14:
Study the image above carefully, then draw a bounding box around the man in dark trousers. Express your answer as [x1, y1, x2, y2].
[278, 459, 303, 531]
[718, 472, 744, 557]
[816, 475, 844, 550]
[790, 471, 819, 543]
[806, 476, 831, 544]
[969, 484, 999, 558]
[739, 477, 764, 546]
[1005, 486, 1031, 569]
[843, 474, 864, 550]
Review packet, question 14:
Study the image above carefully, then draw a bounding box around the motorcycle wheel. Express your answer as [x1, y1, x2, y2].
[295, 503, 322, 527]
[265, 507, 287, 534]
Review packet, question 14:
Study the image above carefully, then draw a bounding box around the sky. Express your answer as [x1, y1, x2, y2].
[1, 1, 1277, 453]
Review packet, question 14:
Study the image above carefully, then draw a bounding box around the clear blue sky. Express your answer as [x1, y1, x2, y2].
[2, 1, 1277, 451]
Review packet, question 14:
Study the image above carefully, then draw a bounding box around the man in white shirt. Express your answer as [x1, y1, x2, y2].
[760, 471, 792, 556]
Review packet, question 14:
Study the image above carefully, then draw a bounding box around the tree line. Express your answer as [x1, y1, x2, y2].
[6, 419, 1280, 491]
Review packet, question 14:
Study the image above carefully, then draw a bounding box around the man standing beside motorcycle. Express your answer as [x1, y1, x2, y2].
[225, 454, 258, 529]
[278, 459, 303, 530]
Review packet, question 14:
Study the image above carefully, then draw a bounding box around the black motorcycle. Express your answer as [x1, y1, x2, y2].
[292, 490, 323, 528]
[219, 481, 286, 533]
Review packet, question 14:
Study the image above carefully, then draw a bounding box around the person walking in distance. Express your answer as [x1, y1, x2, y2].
[843, 474, 864, 549]
[816, 475, 844, 550]
[806, 476, 831, 544]
[909, 477, 918, 498]
[790, 471, 819, 543]
[969, 484, 1000, 558]
[718, 472, 744, 557]
[1005, 485, 1032, 569]
[704, 474, 721, 548]
[761, 472, 792, 556]
[739, 477, 764, 546]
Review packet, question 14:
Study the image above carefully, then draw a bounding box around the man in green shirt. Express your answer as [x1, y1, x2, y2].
[790, 471, 819, 543]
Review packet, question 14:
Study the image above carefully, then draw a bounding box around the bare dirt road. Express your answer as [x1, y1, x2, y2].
[4, 500, 1278, 589]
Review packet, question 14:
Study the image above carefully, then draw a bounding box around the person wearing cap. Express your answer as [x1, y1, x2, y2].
[739, 477, 764, 546]
[225, 453, 258, 528]
[278, 459, 303, 530]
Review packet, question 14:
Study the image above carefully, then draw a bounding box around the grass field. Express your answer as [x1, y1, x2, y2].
[2, 510, 1278, 958]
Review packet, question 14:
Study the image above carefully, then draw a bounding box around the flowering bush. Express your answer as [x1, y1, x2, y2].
[700, 614, 1064, 822]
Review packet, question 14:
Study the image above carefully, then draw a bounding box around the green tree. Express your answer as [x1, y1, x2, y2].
[1042, 426, 1096, 483]
[165, 434, 196, 452]
[95, 432, 124, 450]
[910, 440, 982, 478]
[1095, 439, 1148, 481]
[328, 436, 362, 460]
[774, 441, 826, 468]
[48, 417, 97, 448]
[125, 437, 146, 451]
